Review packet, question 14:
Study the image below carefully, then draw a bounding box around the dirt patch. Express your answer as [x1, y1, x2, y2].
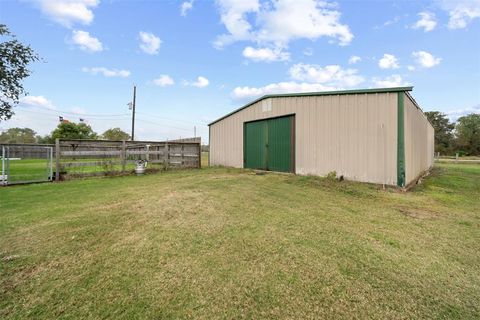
[396, 206, 439, 219]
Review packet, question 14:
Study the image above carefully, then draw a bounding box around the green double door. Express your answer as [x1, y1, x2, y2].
[244, 115, 294, 173]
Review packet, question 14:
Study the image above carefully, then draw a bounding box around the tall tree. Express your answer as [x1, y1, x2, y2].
[101, 127, 131, 141]
[0, 127, 36, 143]
[455, 113, 480, 155]
[424, 111, 455, 155]
[51, 122, 98, 140]
[0, 24, 39, 121]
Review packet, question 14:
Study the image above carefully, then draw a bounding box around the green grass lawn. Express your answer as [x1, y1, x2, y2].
[2, 154, 210, 184]
[1, 163, 479, 319]
[2, 159, 52, 183]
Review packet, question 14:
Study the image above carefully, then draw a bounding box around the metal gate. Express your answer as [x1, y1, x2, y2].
[1, 145, 53, 185]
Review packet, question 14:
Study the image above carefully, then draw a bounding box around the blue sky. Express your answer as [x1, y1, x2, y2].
[1, 0, 479, 142]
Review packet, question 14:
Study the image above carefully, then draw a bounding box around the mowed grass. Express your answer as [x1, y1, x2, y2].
[2, 159, 52, 183]
[0, 163, 479, 319]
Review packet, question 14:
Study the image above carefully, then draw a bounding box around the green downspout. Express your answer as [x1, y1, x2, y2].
[208, 125, 211, 167]
[397, 92, 405, 187]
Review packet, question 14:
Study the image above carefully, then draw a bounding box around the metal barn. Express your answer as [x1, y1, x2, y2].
[208, 87, 434, 187]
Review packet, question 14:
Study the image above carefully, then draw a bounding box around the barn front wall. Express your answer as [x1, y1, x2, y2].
[210, 92, 399, 185]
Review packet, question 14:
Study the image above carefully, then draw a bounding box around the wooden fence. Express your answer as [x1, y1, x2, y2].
[56, 139, 201, 180]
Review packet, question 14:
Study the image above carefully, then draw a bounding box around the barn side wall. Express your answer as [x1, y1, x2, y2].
[210, 93, 399, 185]
[404, 94, 435, 185]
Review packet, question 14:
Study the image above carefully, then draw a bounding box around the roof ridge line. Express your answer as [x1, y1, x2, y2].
[208, 86, 414, 126]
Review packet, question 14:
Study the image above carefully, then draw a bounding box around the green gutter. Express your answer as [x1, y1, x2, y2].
[397, 92, 405, 187]
[208, 86, 413, 126]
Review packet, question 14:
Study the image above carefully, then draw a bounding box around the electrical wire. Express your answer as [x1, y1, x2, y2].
[136, 111, 209, 126]
[17, 104, 130, 117]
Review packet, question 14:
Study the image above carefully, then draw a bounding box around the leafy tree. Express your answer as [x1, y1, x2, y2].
[455, 113, 480, 155]
[0, 24, 39, 121]
[101, 127, 131, 141]
[51, 122, 98, 140]
[425, 111, 455, 155]
[36, 134, 53, 144]
[0, 127, 36, 143]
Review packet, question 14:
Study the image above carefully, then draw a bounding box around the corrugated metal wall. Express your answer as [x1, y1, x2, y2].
[404, 94, 435, 185]
[210, 93, 399, 185]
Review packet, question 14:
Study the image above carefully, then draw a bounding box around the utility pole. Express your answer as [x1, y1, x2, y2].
[194, 126, 196, 138]
[131, 85, 136, 141]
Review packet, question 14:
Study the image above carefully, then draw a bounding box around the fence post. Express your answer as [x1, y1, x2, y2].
[198, 143, 201, 169]
[121, 140, 126, 172]
[455, 153, 459, 163]
[164, 141, 169, 170]
[146, 144, 150, 162]
[1, 146, 5, 185]
[181, 144, 184, 166]
[55, 138, 60, 182]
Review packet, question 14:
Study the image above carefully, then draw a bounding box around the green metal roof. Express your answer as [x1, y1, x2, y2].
[208, 86, 414, 126]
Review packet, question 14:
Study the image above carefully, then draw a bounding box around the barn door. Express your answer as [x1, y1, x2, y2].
[244, 115, 294, 173]
[244, 120, 267, 170]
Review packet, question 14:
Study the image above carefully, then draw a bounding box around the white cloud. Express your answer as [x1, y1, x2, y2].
[139, 31, 161, 55]
[82, 67, 130, 78]
[31, 0, 99, 27]
[381, 16, 401, 27]
[303, 47, 314, 56]
[412, 11, 437, 32]
[407, 65, 416, 71]
[213, 0, 260, 48]
[412, 51, 441, 68]
[231, 62, 365, 100]
[445, 105, 480, 121]
[181, 0, 194, 16]
[378, 54, 399, 69]
[438, 0, 480, 29]
[192, 76, 209, 88]
[20, 95, 56, 110]
[289, 63, 364, 87]
[242, 46, 290, 62]
[214, 0, 353, 56]
[372, 75, 409, 88]
[232, 81, 337, 100]
[71, 106, 87, 115]
[348, 55, 361, 64]
[153, 75, 175, 87]
[71, 30, 103, 52]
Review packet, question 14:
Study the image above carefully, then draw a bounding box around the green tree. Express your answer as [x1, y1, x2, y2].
[425, 111, 455, 155]
[455, 113, 480, 155]
[51, 122, 98, 140]
[0, 24, 39, 121]
[36, 134, 53, 144]
[101, 127, 131, 141]
[0, 127, 36, 143]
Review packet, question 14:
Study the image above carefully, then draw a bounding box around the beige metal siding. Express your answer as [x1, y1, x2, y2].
[210, 93, 398, 185]
[404, 94, 435, 185]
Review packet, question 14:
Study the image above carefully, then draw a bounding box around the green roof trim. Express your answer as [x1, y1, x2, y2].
[208, 86, 414, 126]
[397, 92, 406, 187]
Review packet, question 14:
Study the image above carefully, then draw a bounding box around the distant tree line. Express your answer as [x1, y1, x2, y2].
[425, 112, 479, 156]
[0, 121, 131, 144]
[1, 112, 477, 155]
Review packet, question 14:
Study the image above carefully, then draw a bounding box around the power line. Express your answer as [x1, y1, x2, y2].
[14, 108, 130, 121]
[135, 117, 207, 133]
[18, 104, 130, 117]
[136, 111, 209, 126]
